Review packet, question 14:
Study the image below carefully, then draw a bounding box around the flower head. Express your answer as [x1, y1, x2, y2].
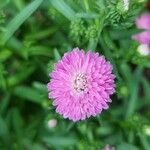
[136, 13, 150, 30]
[47, 48, 115, 121]
[132, 31, 150, 44]
[132, 13, 150, 44]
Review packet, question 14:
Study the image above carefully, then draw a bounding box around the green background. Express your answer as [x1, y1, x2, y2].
[0, 0, 150, 149]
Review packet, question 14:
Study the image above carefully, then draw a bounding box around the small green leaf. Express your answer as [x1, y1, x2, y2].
[54, 48, 61, 61]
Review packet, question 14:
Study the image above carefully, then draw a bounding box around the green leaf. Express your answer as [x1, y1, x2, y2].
[12, 108, 23, 138]
[0, 117, 10, 145]
[99, 36, 121, 80]
[1, 0, 43, 45]
[13, 86, 44, 104]
[0, 94, 10, 115]
[31, 144, 46, 150]
[138, 133, 150, 150]
[25, 27, 58, 40]
[76, 12, 99, 18]
[12, 0, 25, 11]
[8, 65, 35, 86]
[43, 136, 77, 147]
[87, 39, 97, 50]
[0, 0, 10, 9]
[120, 63, 132, 87]
[54, 48, 61, 61]
[117, 143, 139, 150]
[142, 77, 150, 100]
[126, 66, 143, 118]
[0, 49, 12, 62]
[33, 82, 47, 94]
[50, 0, 75, 20]
[0, 63, 7, 91]
[27, 46, 51, 57]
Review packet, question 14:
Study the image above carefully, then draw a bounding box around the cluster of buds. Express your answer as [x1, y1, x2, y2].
[85, 25, 98, 41]
[70, 19, 85, 44]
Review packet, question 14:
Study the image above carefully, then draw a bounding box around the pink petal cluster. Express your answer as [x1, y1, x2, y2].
[47, 48, 115, 121]
[132, 13, 150, 44]
[102, 145, 115, 150]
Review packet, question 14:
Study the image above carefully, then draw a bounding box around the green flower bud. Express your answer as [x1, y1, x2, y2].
[70, 19, 85, 44]
[85, 25, 98, 41]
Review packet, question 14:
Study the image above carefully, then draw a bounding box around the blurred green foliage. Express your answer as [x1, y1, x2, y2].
[0, 0, 150, 149]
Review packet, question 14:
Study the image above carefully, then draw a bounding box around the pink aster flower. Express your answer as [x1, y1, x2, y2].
[133, 31, 150, 44]
[132, 13, 150, 44]
[47, 48, 115, 121]
[102, 145, 115, 150]
[136, 13, 150, 30]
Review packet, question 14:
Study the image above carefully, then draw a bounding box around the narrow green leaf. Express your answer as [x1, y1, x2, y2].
[142, 77, 150, 100]
[99, 36, 121, 80]
[13, 86, 44, 104]
[26, 27, 58, 40]
[28, 46, 51, 57]
[54, 48, 61, 61]
[120, 63, 132, 87]
[12, 108, 23, 139]
[87, 39, 97, 50]
[8, 66, 35, 86]
[0, 49, 12, 62]
[0, 94, 10, 115]
[138, 133, 150, 150]
[0, 0, 10, 9]
[33, 82, 47, 94]
[50, 0, 75, 20]
[0, 117, 10, 145]
[31, 144, 46, 150]
[1, 0, 43, 45]
[126, 66, 143, 118]
[43, 136, 77, 147]
[0, 63, 7, 90]
[117, 143, 139, 150]
[76, 13, 99, 18]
